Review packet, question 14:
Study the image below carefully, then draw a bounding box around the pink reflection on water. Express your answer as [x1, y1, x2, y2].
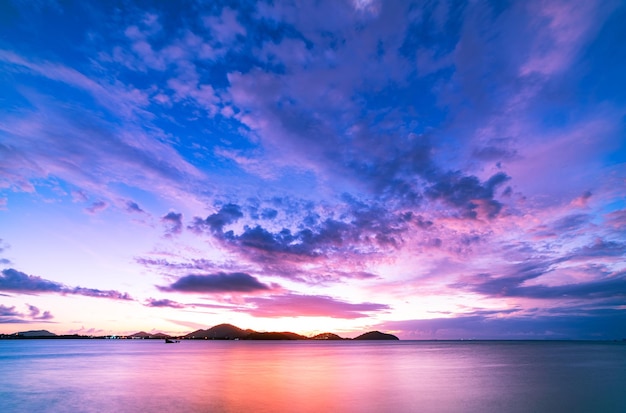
[2, 340, 626, 413]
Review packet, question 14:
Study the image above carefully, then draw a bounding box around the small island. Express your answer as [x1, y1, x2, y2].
[1, 323, 400, 341]
[353, 331, 400, 340]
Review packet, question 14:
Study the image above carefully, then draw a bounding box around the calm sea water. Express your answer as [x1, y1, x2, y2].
[1, 340, 625, 413]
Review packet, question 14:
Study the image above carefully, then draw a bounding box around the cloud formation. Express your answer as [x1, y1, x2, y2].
[158, 272, 272, 293]
[162, 211, 183, 237]
[376, 309, 626, 340]
[243, 293, 390, 319]
[0, 303, 54, 324]
[145, 298, 185, 309]
[0, 269, 132, 300]
[0, 0, 624, 336]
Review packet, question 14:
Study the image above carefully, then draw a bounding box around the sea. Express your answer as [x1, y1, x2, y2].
[1, 340, 625, 413]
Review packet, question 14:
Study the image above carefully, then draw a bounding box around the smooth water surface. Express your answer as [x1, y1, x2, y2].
[1, 340, 625, 412]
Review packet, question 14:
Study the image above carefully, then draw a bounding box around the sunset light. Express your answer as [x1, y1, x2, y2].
[1, 0, 625, 340]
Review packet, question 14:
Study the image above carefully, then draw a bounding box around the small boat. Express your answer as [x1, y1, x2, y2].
[165, 338, 180, 344]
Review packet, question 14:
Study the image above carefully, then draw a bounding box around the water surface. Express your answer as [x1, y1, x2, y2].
[1, 340, 625, 412]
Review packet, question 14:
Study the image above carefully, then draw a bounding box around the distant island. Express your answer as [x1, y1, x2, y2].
[0, 323, 399, 340]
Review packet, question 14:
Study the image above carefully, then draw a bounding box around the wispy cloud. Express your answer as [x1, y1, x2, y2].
[243, 293, 390, 319]
[0, 303, 54, 324]
[376, 309, 626, 340]
[145, 298, 185, 309]
[0, 269, 132, 300]
[161, 211, 183, 237]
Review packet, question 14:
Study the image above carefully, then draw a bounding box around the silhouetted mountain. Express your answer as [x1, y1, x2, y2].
[184, 329, 207, 339]
[184, 323, 249, 339]
[311, 332, 345, 340]
[16, 330, 56, 337]
[182, 324, 399, 340]
[244, 331, 308, 340]
[353, 331, 399, 340]
[0, 324, 400, 341]
[129, 331, 170, 339]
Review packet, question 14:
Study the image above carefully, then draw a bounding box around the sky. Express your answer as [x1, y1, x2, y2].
[0, 0, 625, 340]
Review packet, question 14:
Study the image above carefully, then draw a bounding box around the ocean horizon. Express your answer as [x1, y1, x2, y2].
[2, 339, 625, 412]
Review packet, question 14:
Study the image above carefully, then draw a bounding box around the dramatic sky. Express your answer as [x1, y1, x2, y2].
[1, 0, 625, 339]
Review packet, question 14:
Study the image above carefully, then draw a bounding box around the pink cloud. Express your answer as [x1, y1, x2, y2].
[244, 293, 390, 319]
[520, 1, 609, 77]
[203, 8, 246, 45]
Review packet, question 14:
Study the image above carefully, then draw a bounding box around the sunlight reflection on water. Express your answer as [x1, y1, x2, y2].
[1, 340, 625, 412]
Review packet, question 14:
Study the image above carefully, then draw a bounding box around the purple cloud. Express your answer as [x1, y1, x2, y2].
[426, 172, 511, 219]
[0, 268, 64, 293]
[162, 211, 183, 237]
[70, 287, 132, 300]
[454, 263, 626, 301]
[0, 268, 132, 300]
[196, 199, 411, 262]
[0, 305, 20, 317]
[376, 309, 626, 340]
[570, 239, 626, 260]
[191, 203, 243, 234]
[243, 293, 390, 319]
[136, 257, 225, 272]
[126, 200, 145, 213]
[27, 304, 53, 320]
[85, 200, 108, 214]
[158, 272, 272, 293]
[145, 298, 185, 309]
[0, 303, 54, 324]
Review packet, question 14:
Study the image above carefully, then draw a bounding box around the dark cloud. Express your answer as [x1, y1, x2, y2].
[0, 303, 54, 324]
[145, 298, 185, 308]
[260, 208, 278, 220]
[0, 268, 132, 300]
[228, 28, 512, 218]
[243, 293, 390, 319]
[340, 134, 435, 206]
[426, 171, 510, 219]
[199, 199, 411, 268]
[224, 218, 361, 259]
[455, 265, 626, 301]
[227, 225, 320, 257]
[507, 275, 626, 300]
[85, 200, 108, 214]
[0, 268, 64, 292]
[376, 310, 626, 340]
[158, 272, 271, 293]
[27, 304, 53, 320]
[191, 203, 243, 234]
[126, 200, 144, 213]
[161, 211, 183, 237]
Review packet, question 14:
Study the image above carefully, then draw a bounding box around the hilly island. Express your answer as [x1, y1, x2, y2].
[1, 323, 399, 341]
